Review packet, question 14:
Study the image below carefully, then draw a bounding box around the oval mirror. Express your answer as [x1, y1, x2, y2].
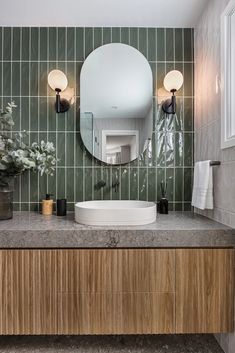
[80, 43, 153, 165]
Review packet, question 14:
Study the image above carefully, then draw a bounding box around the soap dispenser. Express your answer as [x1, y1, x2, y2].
[42, 194, 54, 215]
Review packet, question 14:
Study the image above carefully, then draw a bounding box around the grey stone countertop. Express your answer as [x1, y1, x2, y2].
[0, 211, 234, 248]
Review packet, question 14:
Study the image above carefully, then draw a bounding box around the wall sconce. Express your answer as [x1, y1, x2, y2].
[162, 70, 183, 114]
[48, 69, 70, 113]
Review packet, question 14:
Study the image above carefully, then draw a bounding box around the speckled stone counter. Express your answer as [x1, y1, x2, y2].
[0, 211, 234, 248]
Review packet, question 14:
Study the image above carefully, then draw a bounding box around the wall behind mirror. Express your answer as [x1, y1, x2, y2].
[0, 27, 194, 211]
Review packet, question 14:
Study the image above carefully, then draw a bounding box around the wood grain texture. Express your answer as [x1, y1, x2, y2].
[0, 250, 57, 334]
[57, 249, 175, 334]
[175, 249, 234, 333]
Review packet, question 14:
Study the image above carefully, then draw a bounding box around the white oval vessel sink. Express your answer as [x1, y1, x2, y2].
[75, 200, 156, 226]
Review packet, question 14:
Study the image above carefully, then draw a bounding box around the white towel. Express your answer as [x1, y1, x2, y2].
[191, 160, 213, 210]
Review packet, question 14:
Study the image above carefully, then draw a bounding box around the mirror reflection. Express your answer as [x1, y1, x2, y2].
[80, 43, 153, 165]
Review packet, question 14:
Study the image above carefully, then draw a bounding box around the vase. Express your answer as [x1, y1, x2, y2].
[0, 178, 14, 220]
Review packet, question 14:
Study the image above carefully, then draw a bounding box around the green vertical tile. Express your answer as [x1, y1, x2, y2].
[66, 97, 76, 131]
[150, 62, 156, 96]
[0, 62, 2, 96]
[166, 28, 174, 61]
[103, 28, 111, 44]
[66, 132, 74, 166]
[21, 97, 30, 131]
[39, 28, 48, 61]
[3, 62, 11, 96]
[174, 62, 184, 96]
[130, 168, 138, 200]
[3, 27, 11, 60]
[148, 28, 156, 61]
[39, 97, 47, 131]
[148, 168, 156, 201]
[21, 62, 30, 96]
[49, 27, 57, 61]
[66, 168, 75, 202]
[57, 132, 66, 165]
[12, 62, 21, 96]
[130, 28, 138, 49]
[175, 132, 184, 166]
[75, 133, 84, 166]
[156, 62, 165, 92]
[30, 62, 39, 96]
[75, 62, 82, 96]
[66, 61, 76, 95]
[48, 172, 57, 200]
[156, 168, 165, 200]
[156, 132, 166, 167]
[94, 28, 102, 49]
[184, 168, 193, 202]
[57, 168, 65, 199]
[84, 147, 93, 167]
[184, 97, 193, 131]
[31, 27, 39, 61]
[120, 28, 129, 45]
[157, 28, 165, 61]
[184, 132, 193, 166]
[85, 27, 93, 58]
[39, 62, 48, 96]
[121, 167, 129, 199]
[175, 168, 183, 201]
[175, 28, 183, 61]
[139, 28, 147, 57]
[11, 96, 20, 131]
[175, 97, 184, 131]
[184, 63, 193, 96]
[67, 28, 75, 60]
[0, 28, 2, 60]
[12, 27, 20, 60]
[94, 167, 102, 200]
[184, 28, 193, 61]
[139, 168, 147, 200]
[175, 203, 183, 211]
[165, 133, 174, 167]
[112, 27, 121, 43]
[39, 173, 48, 201]
[58, 27, 66, 61]
[76, 28, 84, 61]
[166, 168, 174, 201]
[30, 97, 39, 131]
[30, 170, 38, 202]
[22, 28, 30, 60]
[102, 167, 111, 200]
[48, 96, 56, 131]
[111, 167, 120, 200]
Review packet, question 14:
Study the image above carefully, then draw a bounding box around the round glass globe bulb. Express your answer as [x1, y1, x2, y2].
[163, 70, 183, 92]
[48, 69, 68, 92]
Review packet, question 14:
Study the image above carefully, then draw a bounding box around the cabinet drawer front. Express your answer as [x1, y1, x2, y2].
[57, 249, 175, 293]
[58, 292, 175, 334]
[176, 249, 234, 333]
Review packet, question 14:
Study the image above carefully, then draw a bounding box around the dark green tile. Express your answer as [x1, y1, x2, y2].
[120, 28, 129, 45]
[148, 28, 156, 61]
[184, 28, 193, 61]
[76, 28, 84, 61]
[21, 62, 30, 96]
[157, 28, 165, 61]
[94, 28, 102, 49]
[156, 132, 166, 167]
[3, 62, 11, 96]
[39, 97, 47, 131]
[39, 62, 48, 96]
[66, 132, 75, 166]
[175, 132, 184, 166]
[184, 168, 193, 202]
[49, 28, 57, 61]
[156, 168, 165, 200]
[75, 133, 84, 166]
[166, 28, 174, 61]
[139, 168, 147, 200]
[121, 167, 129, 199]
[150, 62, 156, 96]
[183, 63, 193, 96]
[175, 97, 184, 131]
[22, 28, 30, 60]
[85, 27, 93, 58]
[40, 28, 48, 61]
[30, 62, 39, 96]
[103, 28, 111, 45]
[3, 27, 11, 60]
[39, 173, 48, 201]
[48, 172, 57, 200]
[166, 168, 174, 201]
[184, 203, 192, 211]
[31, 27, 39, 61]
[102, 167, 111, 200]
[57, 168, 65, 199]
[57, 133, 66, 165]
[58, 28, 66, 61]
[30, 170, 38, 202]
[130, 168, 138, 200]
[165, 133, 174, 167]
[66, 168, 75, 202]
[175, 28, 183, 61]
[30, 97, 39, 131]
[184, 97, 193, 131]
[175, 168, 183, 201]
[11, 96, 21, 131]
[156, 62, 165, 92]
[139, 28, 147, 57]
[112, 27, 121, 43]
[148, 168, 156, 201]
[0, 28, 2, 60]
[130, 28, 138, 49]
[48, 96, 56, 131]
[111, 167, 121, 200]
[21, 97, 30, 131]
[12, 27, 21, 60]
[175, 203, 183, 211]
[12, 62, 21, 96]
[67, 28, 75, 60]
[184, 132, 193, 166]
[94, 167, 102, 200]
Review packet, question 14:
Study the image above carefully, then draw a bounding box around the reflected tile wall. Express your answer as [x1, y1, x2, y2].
[0, 27, 194, 211]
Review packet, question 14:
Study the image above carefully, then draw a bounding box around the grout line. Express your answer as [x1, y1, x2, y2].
[182, 28, 185, 211]
[46, 28, 49, 195]
[28, 28, 31, 210]
[37, 28, 40, 211]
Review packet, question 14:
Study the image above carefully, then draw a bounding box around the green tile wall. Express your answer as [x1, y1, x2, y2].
[0, 27, 194, 211]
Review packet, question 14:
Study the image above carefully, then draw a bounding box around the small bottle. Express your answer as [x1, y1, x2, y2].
[57, 199, 67, 216]
[42, 194, 54, 215]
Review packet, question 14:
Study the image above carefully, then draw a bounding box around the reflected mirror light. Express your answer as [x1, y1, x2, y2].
[80, 43, 153, 165]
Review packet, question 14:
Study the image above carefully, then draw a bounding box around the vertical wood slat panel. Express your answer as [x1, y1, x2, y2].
[176, 249, 234, 333]
[0, 250, 57, 334]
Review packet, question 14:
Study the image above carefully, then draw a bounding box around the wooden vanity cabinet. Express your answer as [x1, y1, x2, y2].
[0, 248, 233, 335]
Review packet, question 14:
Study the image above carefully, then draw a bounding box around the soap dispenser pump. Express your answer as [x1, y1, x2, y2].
[42, 193, 54, 215]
